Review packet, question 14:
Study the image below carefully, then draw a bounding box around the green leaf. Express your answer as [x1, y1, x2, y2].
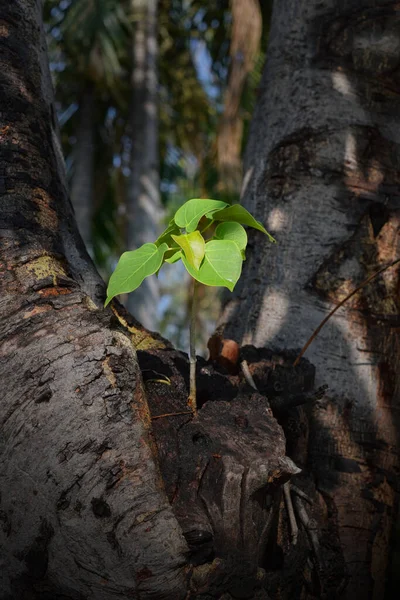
[214, 222, 247, 251]
[105, 243, 168, 306]
[155, 247, 180, 276]
[174, 198, 228, 233]
[171, 231, 205, 270]
[164, 249, 182, 264]
[212, 205, 276, 242]
[155, 220, 181, 247]
[181, 240, 242, 292]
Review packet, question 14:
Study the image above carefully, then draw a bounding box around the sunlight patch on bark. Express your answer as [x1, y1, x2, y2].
[248, 288, 289, 347]
[240, 166, 254, 199]
[344, 132, 358, 171]
[267, 208, 288, 232]
[344, 131, 384, 196]
[334, 314, 377, 410]
[331, 70, 354, 97]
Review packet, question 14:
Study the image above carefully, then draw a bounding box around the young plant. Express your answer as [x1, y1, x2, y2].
[105, 199, 275, 413]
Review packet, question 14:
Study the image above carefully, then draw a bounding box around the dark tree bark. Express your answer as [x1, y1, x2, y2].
[220, 1, 400, 598]
[0, 2, 305, 599]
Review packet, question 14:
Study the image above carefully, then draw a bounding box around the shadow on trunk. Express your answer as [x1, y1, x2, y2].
[219, 2, 400, 597]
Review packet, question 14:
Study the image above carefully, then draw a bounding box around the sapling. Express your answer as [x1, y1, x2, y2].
[105, 199, 275, 413]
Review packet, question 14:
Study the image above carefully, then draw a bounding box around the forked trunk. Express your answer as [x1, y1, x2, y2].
[220, 1, 400, 597]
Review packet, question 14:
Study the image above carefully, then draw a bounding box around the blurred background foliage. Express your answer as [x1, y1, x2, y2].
[43, 0, 273, 354]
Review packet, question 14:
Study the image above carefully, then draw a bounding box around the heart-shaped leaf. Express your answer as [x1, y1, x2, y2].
[175, 198, 228, 233]
[215, 221, 247, 251]
[105, 243, 168, 306]
[171, 231, 205, 270]
[212, 204, 276, 242]
[181, 239, 243, 291]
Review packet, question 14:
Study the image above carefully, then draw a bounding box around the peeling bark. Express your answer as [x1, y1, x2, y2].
[220, 1, 400, 597]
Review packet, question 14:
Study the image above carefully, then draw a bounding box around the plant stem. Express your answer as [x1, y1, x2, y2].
[188, 278, 198, 414]
[293, 257, 400, 366]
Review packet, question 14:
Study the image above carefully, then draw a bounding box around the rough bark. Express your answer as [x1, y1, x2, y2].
[127, 0, 162, 331]
[217, 0, 262, 197]
[0, 2, 306, 598]
[0, 1, 189, 598]
[139, 345, 309, 598]
[70, 85, 95, 254]
[220, 1, 400, 598]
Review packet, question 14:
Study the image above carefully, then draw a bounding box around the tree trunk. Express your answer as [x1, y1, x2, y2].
[220, 1, 400, 597]
[217, 0, 262, 198]
[70, 85, 95, 254]
[0, 2, 188, 597]
[127, 0, 162, 331]
[0, 2, 304, 598]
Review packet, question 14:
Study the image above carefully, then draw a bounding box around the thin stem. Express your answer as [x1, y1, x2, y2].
[199, 219, 214, 236]
[188, 278, 198, 414]
[283, 482, 298, 546]
[151, 411, 193, 420]
[293, 257, 400, 366]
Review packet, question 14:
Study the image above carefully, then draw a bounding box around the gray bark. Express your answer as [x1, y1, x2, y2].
[220, 1, 400, 597]
[70, 86, 95, 254]
[0, 2, 188, 597]
[127, 0, 162, 331]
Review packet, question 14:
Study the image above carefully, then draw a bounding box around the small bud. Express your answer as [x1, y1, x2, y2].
[208, 334, 239, 374]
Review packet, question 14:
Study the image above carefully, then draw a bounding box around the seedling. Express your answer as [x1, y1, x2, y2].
[105, 198, 275, 413]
